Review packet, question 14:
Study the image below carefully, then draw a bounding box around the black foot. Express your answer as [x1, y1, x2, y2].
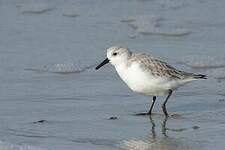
[136, 113, 149, 116]
[135, 112, 153, 116]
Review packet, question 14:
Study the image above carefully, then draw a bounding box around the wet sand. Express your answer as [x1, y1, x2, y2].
[0, 0, 225, 149]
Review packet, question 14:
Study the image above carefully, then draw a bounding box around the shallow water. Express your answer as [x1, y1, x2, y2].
[0, 0, 225, 149]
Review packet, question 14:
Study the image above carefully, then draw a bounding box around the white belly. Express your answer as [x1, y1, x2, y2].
[115, 63, 178, 96]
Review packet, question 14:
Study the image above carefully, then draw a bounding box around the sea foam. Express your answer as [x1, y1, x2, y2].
[123, 15, 191, 36]
[25, 62, 94, 74]
[180, 55, 225, 69]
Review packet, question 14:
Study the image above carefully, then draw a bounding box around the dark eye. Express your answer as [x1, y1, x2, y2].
[112, 52, 118, 56]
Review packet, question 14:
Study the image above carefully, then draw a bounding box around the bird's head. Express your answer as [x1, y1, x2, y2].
[96, 46, 131, 70]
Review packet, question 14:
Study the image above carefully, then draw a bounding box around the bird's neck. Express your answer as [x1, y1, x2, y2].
[114, 61, 129, 74]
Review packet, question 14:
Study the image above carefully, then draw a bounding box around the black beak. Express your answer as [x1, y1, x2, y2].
[95, 58, 109, 70]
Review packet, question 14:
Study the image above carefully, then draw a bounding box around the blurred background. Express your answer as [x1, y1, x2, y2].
[0, 0, 225, 149]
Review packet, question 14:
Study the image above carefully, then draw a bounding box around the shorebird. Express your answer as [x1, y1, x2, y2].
[95, 46, 207, 116]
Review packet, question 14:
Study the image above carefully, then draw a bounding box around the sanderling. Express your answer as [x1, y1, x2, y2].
[96, 46, 207, 116]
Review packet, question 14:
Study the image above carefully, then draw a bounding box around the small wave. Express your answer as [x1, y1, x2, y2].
[139, 28, 191, 36]
[51, 63, 85, 74]
[63, 9, 80, 18]
[128, 15, 162, 30]
[179, 55, 225, 69]
[0, 140, 48, 150]
[125, 15, 191, 37]
[158, 0, 188, 9]
[120, 18, 136, 23]
[63, 12, 80, 18]
[25, 63, 95, 74]
[18, 3, 55, 14]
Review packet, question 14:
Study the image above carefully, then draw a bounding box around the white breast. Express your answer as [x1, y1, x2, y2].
[115, 63, 172, 96]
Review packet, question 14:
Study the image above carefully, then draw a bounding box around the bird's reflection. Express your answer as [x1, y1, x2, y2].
[161, 116, 168, 138]
[149, 115, 187, 139]
[148, 115, 157, 140]
[148, 116, 169, 140]
[121, 116, 193, 150]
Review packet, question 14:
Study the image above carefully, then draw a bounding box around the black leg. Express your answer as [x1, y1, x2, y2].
[162, 90, 173, 117]
[135, 96, 156, 116]
[148, 96, 156, 115]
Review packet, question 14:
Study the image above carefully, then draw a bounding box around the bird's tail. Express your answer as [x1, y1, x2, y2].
[193, 74, 207, 79]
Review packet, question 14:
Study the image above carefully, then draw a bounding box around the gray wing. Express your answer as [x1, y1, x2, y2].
[130, 53, 203, 80]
